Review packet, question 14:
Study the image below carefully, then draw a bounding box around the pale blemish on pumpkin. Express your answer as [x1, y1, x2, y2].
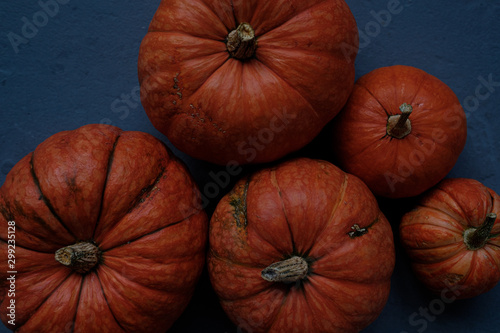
[229, 179, 249, 229]
[173, 73, 182, 99]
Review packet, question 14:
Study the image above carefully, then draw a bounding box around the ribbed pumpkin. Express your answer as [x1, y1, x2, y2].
[0, 124, 207, 332]
[331, 65, 467, 198]
[138, 0, 358, 165]
[208, 158, 395, 332]
[400, 178, 500, 299]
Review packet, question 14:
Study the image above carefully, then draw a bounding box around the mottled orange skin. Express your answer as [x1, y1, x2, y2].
[400, 178, 500, 299]
[0, 124, 208, 332]
[208, 158, 395, 333]
[138, 0, 358, 165]
[331, 65, 467, 198]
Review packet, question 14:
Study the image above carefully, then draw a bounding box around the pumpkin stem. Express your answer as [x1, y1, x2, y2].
[226, 23, 257, 60]
[463, 213, 497, 250]
[55, 241, 101, 274]
[261, 256, 309, 284]
[386, 103, 413, 139]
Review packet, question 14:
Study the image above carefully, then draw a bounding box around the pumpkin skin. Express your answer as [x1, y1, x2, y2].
[400, 178, 500, 299]
[138, 0, 358, 165]
[331, 65, 467, 198]
[0, 124, 208, 332]
[208, 158, 395, 332]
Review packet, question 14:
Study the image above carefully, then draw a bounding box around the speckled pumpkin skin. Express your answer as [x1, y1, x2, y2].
[138, 0, 359, 165]
[0, 124, 208, 332]
[400, 178, 500, 299]
[208, 158, 395, 333]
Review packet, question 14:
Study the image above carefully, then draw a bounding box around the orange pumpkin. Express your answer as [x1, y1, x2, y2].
[208, 158, 395, 332]
[400, 178, 500, 299]
[0, 124, 207, 332]
[331, 65, 467, 198]
[138, 0, 358, 165]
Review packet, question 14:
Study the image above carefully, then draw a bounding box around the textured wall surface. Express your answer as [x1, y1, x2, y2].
[1, 0, 499, 332]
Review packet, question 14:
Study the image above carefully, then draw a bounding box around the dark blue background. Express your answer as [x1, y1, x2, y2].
[1, 1, 499, 332]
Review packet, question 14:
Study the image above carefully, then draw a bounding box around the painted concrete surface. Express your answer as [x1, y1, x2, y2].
[1, 1, 499, 332]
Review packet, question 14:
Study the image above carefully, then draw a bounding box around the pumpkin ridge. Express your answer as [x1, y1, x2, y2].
[208, 248, 265, 271]
[397, 66, 428, 110]
[0, 195, 14, 222]
[400, 211, 465, 236]
[92, 133, 122, 239]
[221, 283, 278, 304]
[417, 205, 466, 232]
[138, 36, 229, 92]
[406, 243, 466, 264]
[69, 275, 86, 332]
[96, 156, 171, 244]
[16, 270, 77, 330]
[197, 0, 234, 33]
[228, 0, 238, 32]
[94, 270, 128, 332]
[483, 246, 500, 268]
[29, 153, 77, 240]
[405, 237, 465, 251]
[433, 187, 474, 226]
[97, 258, 190, 294]
[267, 286, 290, 333]
[271, 168, 297, 253]
[305, 276, 355, 331]
[251, 0, 330, 38]
[145, 30, 227, 43]
[255, 57, 320, 120]
[2, 199, 73, 251]
[101, 211, 198, 253]
[180, 54, 231, 103]
[416, 250, 472, 282]
[126, 167, 167, 215]
[458, 250, 478, 289]
[0, 230, 57, 255]
[356, 82, 390, 117]
[243, 172, 298, 256]
[306, 173, 349, 258]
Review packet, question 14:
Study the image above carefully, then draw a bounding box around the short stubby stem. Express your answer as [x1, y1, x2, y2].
[386, 103, 413, 139]
[463, 213, 497, 250]
[226, 23, 257, 60]
[55, 241, 101, 274]
[261, 256, 309, 284]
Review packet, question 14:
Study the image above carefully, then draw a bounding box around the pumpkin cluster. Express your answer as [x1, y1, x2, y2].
[1, 0, 498, 332]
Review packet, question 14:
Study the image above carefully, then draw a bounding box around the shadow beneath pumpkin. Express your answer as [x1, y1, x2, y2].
[168, 267, 237, 333]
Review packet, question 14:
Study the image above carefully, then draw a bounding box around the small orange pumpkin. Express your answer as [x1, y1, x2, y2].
[400, 178, 500, 299]
[138, 0, 359, 165]
[331, 65, 467, 198]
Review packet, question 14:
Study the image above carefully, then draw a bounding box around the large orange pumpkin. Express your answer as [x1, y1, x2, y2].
[0, 124, 207, 332]
[138, 0, 358, 165]
[208, 158, 395, 332]
[400, 178, 500, 299]
[330, 65, 467, 198]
